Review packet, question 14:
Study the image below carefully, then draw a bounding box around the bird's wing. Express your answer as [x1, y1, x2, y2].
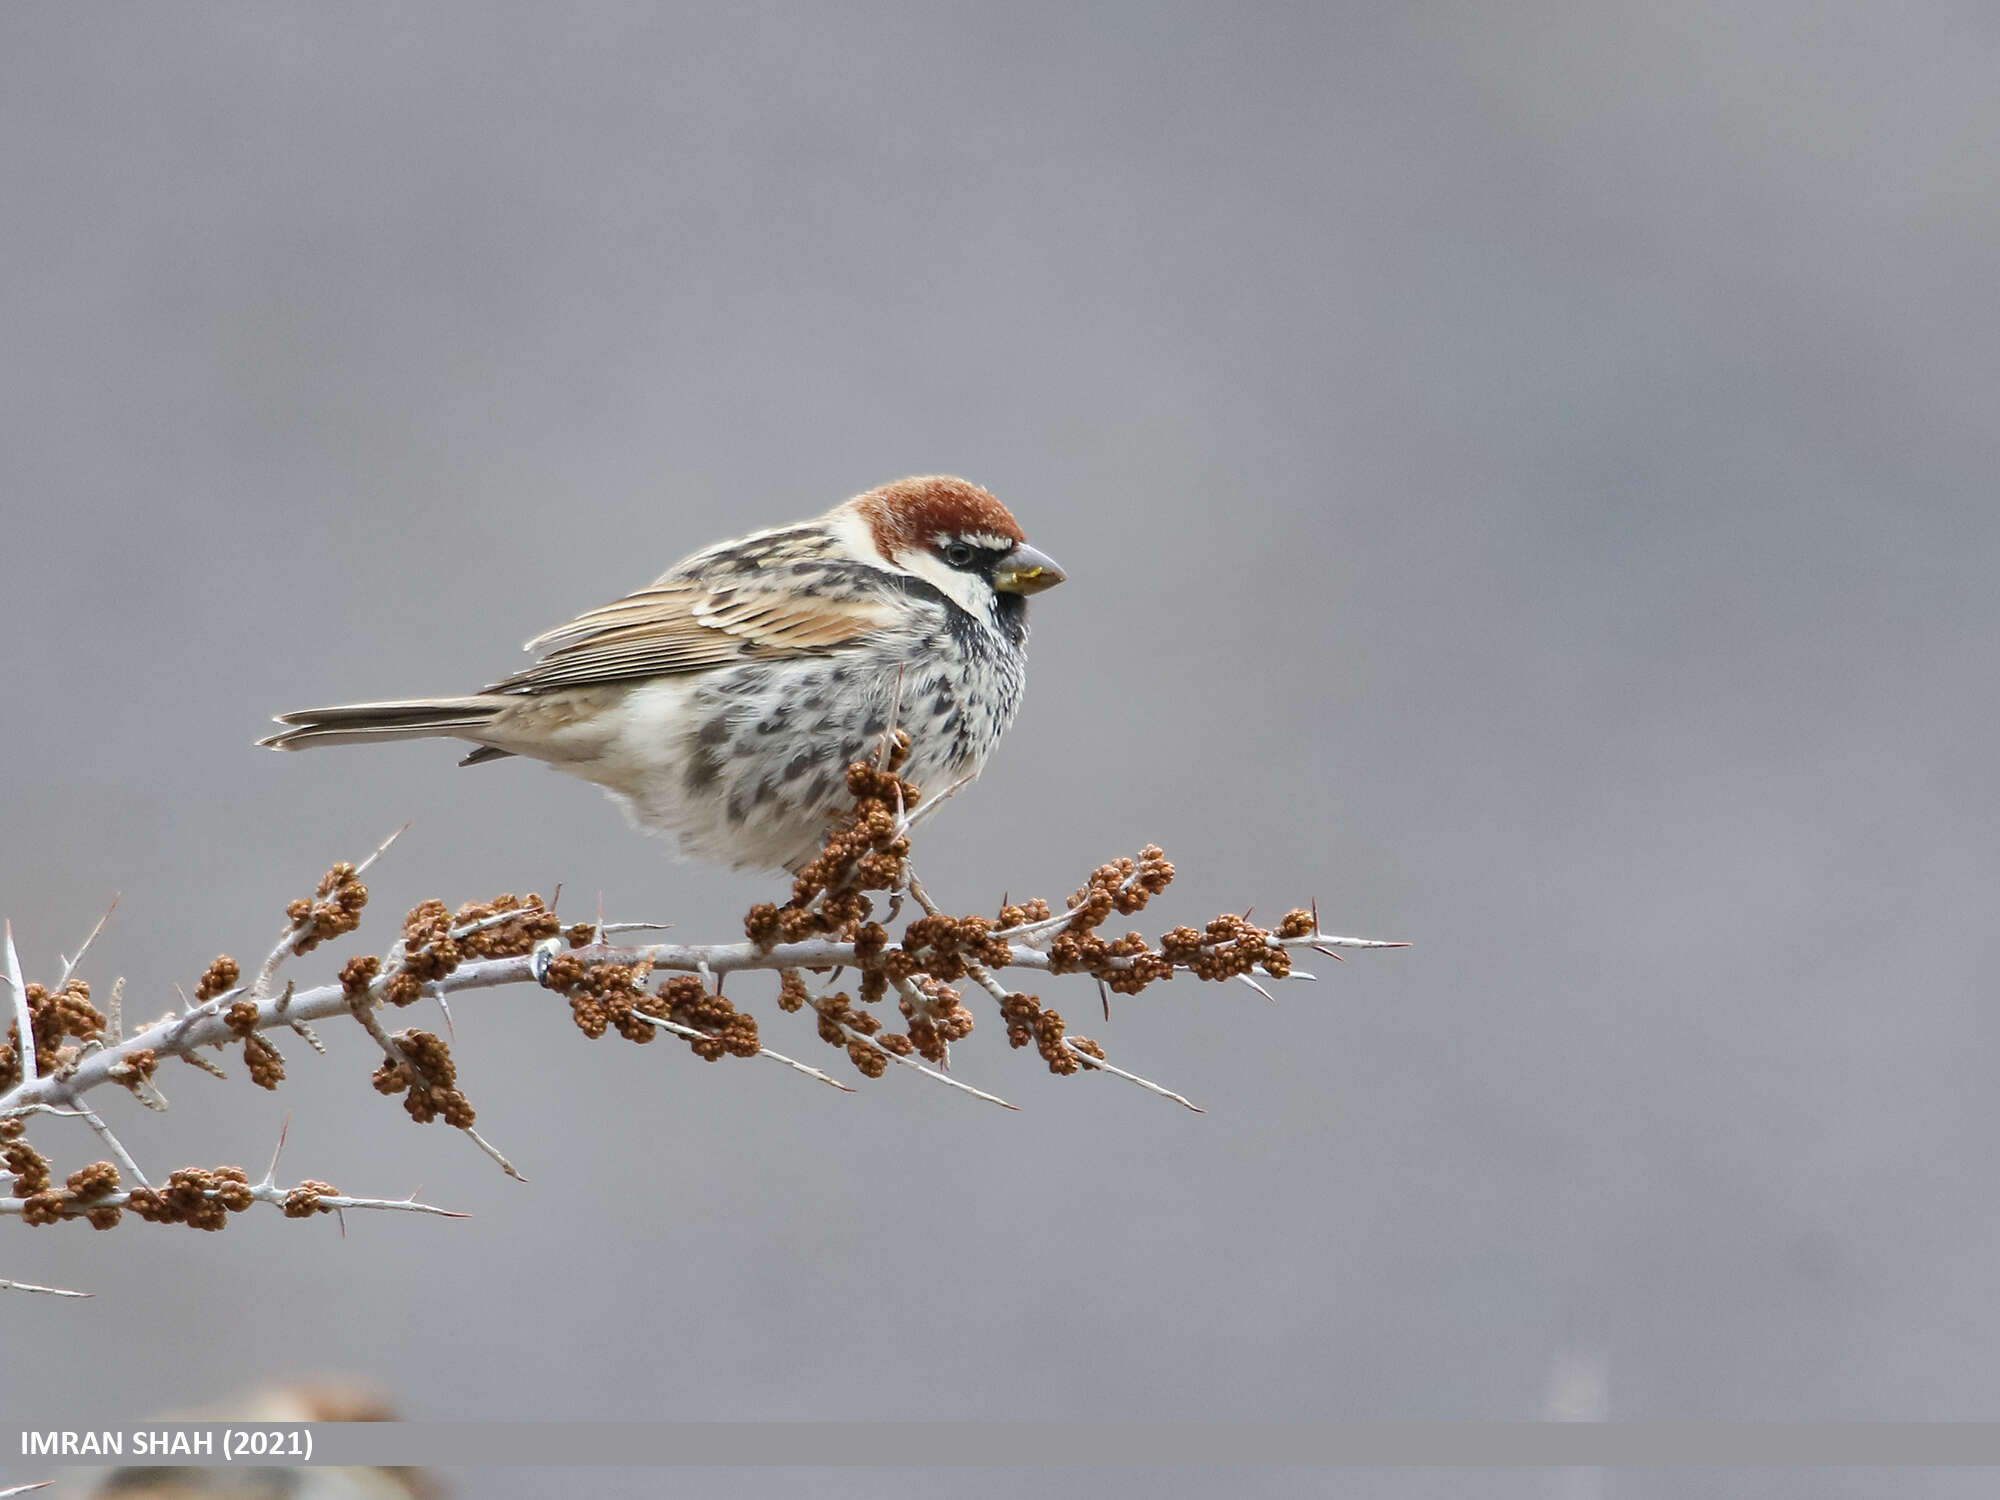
[485, 581, 897, 693]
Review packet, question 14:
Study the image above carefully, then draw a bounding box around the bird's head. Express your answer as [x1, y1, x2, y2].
[841, 475, 1065, 632]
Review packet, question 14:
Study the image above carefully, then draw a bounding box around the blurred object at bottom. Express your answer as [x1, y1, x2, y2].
[55, 1382, 438, 1499]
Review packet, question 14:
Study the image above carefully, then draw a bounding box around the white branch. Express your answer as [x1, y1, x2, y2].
[0, 1279, 90, 1300]
[1, 922, 1398, 1122]
[0, 1182, 463, 1221]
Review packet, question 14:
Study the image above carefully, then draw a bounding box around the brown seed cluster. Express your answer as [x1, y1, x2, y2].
[224, 999, 261, 1036]
[66, 1161, 124, 1230]
[1000, 991, 1042, 1049]
[540, 953, 651, 1039]
[897, 978, 975, 1066]
[126, 1166, 254, 1232]
[1059, 847, 1177, 933]
[66, 1161, 120, 1197]
[194, 954, 240, 1001]
[371, 1030, 475, 1127]
[993, 991, 1087, 1072]
[283, 1179, 341, 1218]
[654, 974, 760, 1061]
[744, 732, 916, 951]
[1158, 913, 1294, 982]
[538, 954, 760, 1061]
[806, 990, 889, 1077]
[0, 976, 106, 1090]
[776, 970, 810, 1013]
[896, 913, 1012, 982]
[8, 1147, 126, 1229]
[244, 1031, 285, 1090]
[286, 861, 369, 956]
[340, 952, 382, 1001]
[995, 897, 1053, 929]
[371, 892, 560, 1007]
[452, 894, 562, 958]
[725, 761, 1321, 1088]
[6, 1135, 52, 1197]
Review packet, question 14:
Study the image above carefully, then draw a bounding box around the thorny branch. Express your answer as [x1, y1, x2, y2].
[2, 732, 1403, 1290]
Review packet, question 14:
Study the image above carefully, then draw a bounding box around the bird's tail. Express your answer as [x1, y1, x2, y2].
[259, 696, 510, 754]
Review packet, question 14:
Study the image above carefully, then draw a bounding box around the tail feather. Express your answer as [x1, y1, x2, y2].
[258, 697, 507, 753]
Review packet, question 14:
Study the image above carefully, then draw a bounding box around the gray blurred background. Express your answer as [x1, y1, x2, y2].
[4, 2, 1999, 1496]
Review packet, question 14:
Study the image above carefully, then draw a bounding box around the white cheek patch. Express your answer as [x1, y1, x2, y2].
[898, 550, 993, 617]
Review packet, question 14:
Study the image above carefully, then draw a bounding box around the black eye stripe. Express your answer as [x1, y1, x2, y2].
[936, 537, 1006, 571]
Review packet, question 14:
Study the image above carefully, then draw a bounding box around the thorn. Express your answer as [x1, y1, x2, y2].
[355, 822, 411, 877]
[464, 1125, 527, 1182]
[1235, 972, 1278, 1003]
[264, 1113, 293, 1186]
[1098, 976, 1111, 1021]
[59, 892, 119, 986]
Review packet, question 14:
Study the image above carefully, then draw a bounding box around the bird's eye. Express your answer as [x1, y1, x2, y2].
[943, 541, 976, 568]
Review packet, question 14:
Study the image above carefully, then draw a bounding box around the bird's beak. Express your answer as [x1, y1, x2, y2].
[992, 542, 1066, 594]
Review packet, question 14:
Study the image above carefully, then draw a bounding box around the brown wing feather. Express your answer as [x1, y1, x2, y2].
[486, 582, 895, 694]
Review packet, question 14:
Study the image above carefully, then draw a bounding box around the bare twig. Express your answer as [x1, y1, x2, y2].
[833, 1012, 1018, 1111]
[346, 996, 523, 1182]
[57, 895, 118, 989]
[0, 1280, 90, 1300]
[628, 1013, 855, 1093]
[0, 1183, 464, 1222]
[1063, 1039, 1204, 1112]
[251, 824, 406, 1001]
[69, 1100, 152, 1191]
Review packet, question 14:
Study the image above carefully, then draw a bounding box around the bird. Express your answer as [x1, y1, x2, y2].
[260, 475, 1064, 872]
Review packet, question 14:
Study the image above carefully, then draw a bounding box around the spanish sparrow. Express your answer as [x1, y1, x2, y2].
[261, 476, 1064, 872]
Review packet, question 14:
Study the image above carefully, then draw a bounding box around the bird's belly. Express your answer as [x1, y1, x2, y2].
[575, 651, 1018, 871]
